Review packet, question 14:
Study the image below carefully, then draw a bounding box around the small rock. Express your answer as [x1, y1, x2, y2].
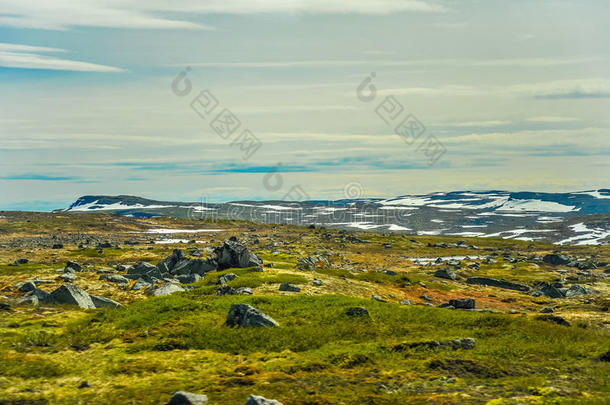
[90, 295, 122, 309]
[399, 299, 411, 305]
[434, 268, 457, 281]
[540, 307, 555, 313]
[448, 298, 475, 309]
[65, 261, 82, 272]
[218, 273, 237, 284]
[345, 307, 370, 317]
[19, 281, 36, 292]
[59, 272, 78, 282]
[167, 391, 208, 405]
[312, 279, 323, 286]
[245, 395, 283, 405]
[372, 295, 386, 302]
[278, 283, 300, 292]
[78, 381, 90, 389]
[537, 314, 570, 327]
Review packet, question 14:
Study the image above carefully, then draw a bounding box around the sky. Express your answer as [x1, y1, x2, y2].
[1, 0, 609, 211]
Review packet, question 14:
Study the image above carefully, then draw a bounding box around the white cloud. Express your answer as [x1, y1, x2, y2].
[526, 116, 580, 123]
[0, 42, 124, 72]
[0, 0, 445, 30]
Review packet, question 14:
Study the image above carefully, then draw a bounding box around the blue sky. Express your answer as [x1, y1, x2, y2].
[1, 0, 609, 210]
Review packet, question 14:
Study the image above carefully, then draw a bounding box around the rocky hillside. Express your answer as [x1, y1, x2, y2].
[0, 212, 608, 404]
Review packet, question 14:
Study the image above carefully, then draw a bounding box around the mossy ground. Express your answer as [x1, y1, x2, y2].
[0, 212, 608, 404]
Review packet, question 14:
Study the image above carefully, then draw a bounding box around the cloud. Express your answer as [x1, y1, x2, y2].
[0, 173, 82, 181]
[0, 42, 124, 72]
[0, 0, 445, 30]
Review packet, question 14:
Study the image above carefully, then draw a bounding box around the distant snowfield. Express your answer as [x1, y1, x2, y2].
[154, 239, 207, 244]
[69, 200, 172, 211]
[145, 228, 223, 234]
[496, 199, 578, 213]
[557, 223, 610, 245]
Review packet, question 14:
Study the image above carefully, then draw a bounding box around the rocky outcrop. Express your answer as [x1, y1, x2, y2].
[167, 391, 208, 405]
[245, 395, 283, 405]
[49, 284, 95, 309]
[213, 237, 262, 270]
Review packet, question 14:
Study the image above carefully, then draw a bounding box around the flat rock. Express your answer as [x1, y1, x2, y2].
[434, 268, 457, 281]
[449, 298, 475, 309]
[278, 283, 300, 292]
[148, 283, 185, 297]
[225, 304, 278, 328]
[90, 295, 122, 309]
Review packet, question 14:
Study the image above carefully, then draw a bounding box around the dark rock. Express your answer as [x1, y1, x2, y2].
[383, 269, 397, 275]
[218, 273, 237, 284]
[393, 337, 475, 352]
[543, 254, 571, 266]
[466, 277, 529, 292]
[52, 243, 63, 249]
[167, 391, 208, 405]
[448, 298, 475, 309]
[19, 281, 36, 292]
[245, 395, 283, 405]
[345, 307, 370, 317]
[235, 287, 253, 295]
[540, 307, 555, 313]
[598, 350, 610, 362]
[278, 283, 300, 292]
[225, 304, 278, 328]
[128, 261, 157, 275]
[172, 259, 216, 276]
[12, 258, 29, 266]
[90, 295, 122, 309]
[65, 261, 82, 272]
[565, 284, 593, 297]
[312, 279, 323, 286]
[49, 284, 95, 308]
[536, 283, 565, 298]
[214, 239, 262, 270]
[132, 278, 152, 291]
[78, 381, 90, 389]
[27, 288, 51, 303]
[537, 314, 570, 327]
[434, 268, 457, 281]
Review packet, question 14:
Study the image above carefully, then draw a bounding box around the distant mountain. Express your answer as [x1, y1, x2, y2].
[59, 190, 610, 245]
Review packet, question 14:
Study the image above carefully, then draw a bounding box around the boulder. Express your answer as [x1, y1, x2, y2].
[536, 283, 565, 298]
[90, 295, 122, 309]
[214, 239, 262, 270]
[215, 285, 252, 296]
[132, 278, 152, 291]
[128, 261, 157, 275]
[466, 277, 529, 292]
[148, 283, 184, 297]
[434, 268, 457, 281]
[225, 304, 278, 328]
[278, 283, 300, 292]
[448, 298, 475, 309]
[245, 395, 283, 405]
[167, 391, 208, 405]
[49, 284, 95, 309]
[172, 259, 216, 276]
[312, 279, 323, 286]
[177, 274, 201, 284]
[543, 254, 571, 266]
[59, 272, 78, 282]
[157, 249, 186, 272]
[598, 350, 610, 362]
[565, 284, 593, 297]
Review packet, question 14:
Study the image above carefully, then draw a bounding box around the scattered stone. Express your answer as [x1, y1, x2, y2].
[372, 295, 386, 302]
[279, 283, 300, 292]
[99, 274, 129, 284]
[225, 304, 278, 328]
[297, 254, 329, 271]
[399, 299, 412, 305]
[52, 243, 63, 249]
[19, 281, 36, 292]
[535, 283, 565, 299]
[49, 284, 95, 309]
[598, 350, 610, 362]
[59, 272, 78, 282]
[65, 261, 82, 272]
[245, 395, 283, 405]
[540, 307, 555, 313]
[90, 295, 122, 309]
[78, 381, 90, 389]
[12, 258, 29, 266]
[434, 268, 457, 281]
[167, 391, 208, 405]
[537, 314, 570, 327]
[383, 269, 397, 275]
[128, 261, 157, 275]
[148, 283, 185, 297]
[345, 307, 370, 317]
[312, 279, 323, 286]
[543, 254, 571, 266]
[466, 277, 529, 292]
[565, 284, 593, 297]
[132, 278, 152, 291]
[218, 273, 237, 284]
[448, 298, 475, 309]
[393, 338, 475, 352]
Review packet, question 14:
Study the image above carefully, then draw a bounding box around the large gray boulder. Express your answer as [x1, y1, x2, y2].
[167, 391, 208, 405]
[157, 249, 186, 272]
[214, 238, 262, 270]
[449, 298, 475, 309]
[90, 295, 122, 309]
[172, 259, 216, 276]
[245, 395, 283, 405]
[278, 283, 301, 292]
[543, 254, 571, 266]
[49, 284, 95, 309]
[434, 268, 457, 281]
[226, 304, 278, 328]
[128, 261, 157, 275]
